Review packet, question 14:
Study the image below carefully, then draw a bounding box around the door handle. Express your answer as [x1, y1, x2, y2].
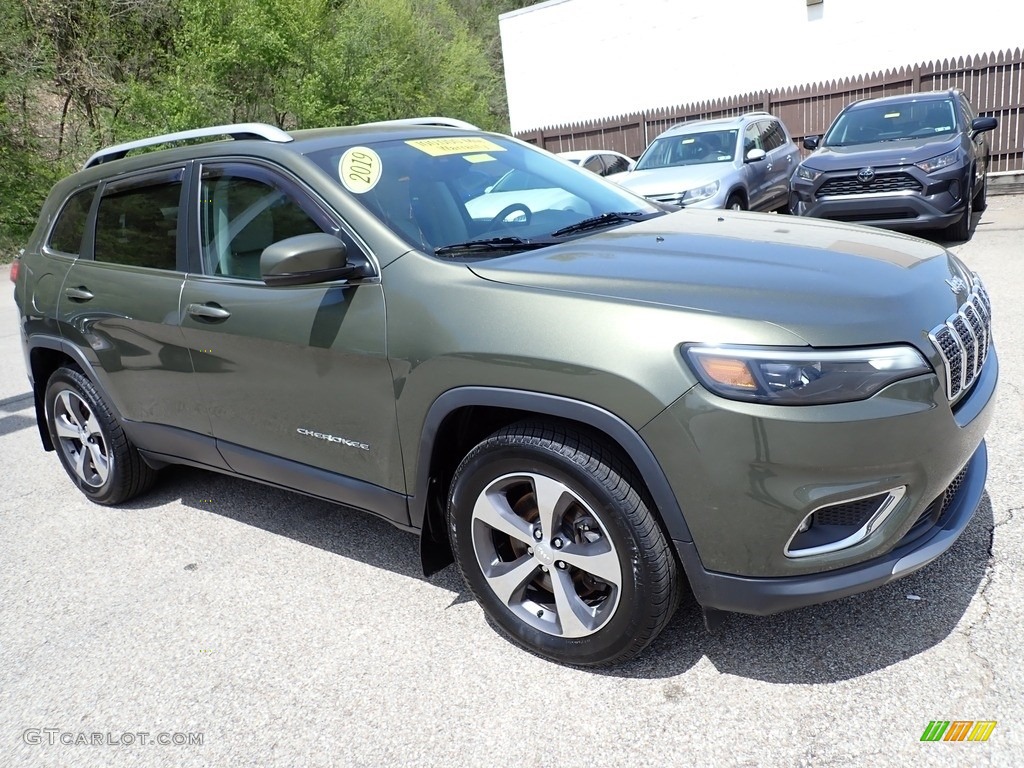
[65, 286, 94, 301]
[187, 303, 231, 321]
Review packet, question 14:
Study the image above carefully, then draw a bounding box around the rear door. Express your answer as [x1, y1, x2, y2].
[57, 166, 207, 435]
[756, 119, 794, 210]
[742, 121, 771, 208]
[177, 160, 404, 514]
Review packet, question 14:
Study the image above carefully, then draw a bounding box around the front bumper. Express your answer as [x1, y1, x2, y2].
[640, 340, 997, 614]
[676, 440, 987, 614]
[791, 162, 970, 230]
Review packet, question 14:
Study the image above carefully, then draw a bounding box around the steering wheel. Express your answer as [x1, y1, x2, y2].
[489, 203, 532, 228]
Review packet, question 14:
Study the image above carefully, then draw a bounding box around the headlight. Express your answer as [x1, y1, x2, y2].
[683, 345, 932, 405]
[915, 150, 960, 174]
[680, 180, 719, 204]
[795, 165, 822, 182]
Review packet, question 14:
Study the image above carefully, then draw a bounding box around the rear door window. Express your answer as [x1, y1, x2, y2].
[93, 171, 183, 271]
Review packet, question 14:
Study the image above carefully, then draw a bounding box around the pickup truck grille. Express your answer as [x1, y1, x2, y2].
[928, 274, 993, 402]
[817, 172, 922, 197]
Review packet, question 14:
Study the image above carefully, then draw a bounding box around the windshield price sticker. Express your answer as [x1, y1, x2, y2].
[339, 147, 382, 194]
[406, 137, 505, 157]
[463, 153, 496, 163]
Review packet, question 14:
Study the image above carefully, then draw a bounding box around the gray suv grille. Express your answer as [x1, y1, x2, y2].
[928, 274, 992, 402]
[817, 172, 922, 197]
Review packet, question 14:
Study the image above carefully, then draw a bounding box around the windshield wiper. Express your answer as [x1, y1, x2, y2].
[434, 236, 554, 257]
[550, 211, 653, 238]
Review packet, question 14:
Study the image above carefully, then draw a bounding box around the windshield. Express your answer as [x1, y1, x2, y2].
[634, 129, 738, 170]
[824, 100, 959, 146]
[307, 135, 659, 255]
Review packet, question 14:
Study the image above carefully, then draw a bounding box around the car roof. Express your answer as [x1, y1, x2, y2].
[658, 111, 770, 138]
[844, 89, 960, 111]
[557, 149, 626, 160]
[72, 119, 502, 183]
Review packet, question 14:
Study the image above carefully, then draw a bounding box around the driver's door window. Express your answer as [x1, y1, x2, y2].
[200, 166, 325, 279]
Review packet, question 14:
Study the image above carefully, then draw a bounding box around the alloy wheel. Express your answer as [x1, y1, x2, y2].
[470, 471, 622, 638]
[52, 389, 111, 488]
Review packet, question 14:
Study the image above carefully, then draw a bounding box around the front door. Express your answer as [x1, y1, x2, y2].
[177, 161, 404, 510]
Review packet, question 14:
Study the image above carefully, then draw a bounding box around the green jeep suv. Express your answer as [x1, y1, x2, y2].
[12, 119, 997, 666]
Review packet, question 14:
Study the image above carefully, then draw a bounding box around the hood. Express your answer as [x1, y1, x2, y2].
[612, 164, 731, 197]
[803, 135, 961, 171]
[469, 208, 970, 349]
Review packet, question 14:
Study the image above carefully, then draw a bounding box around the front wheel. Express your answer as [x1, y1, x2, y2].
[447, 422, 680, 666]
[44, 366, 157, 505]
[725, 193, 745, 211]
[944, 186, 973, 242]
[973, 174, 988, 211]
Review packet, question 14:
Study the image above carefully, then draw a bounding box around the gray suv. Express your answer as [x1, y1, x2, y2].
[610, 112, 798, 211]
[12, 118, 997, 666]
[790, 89, 998, 240]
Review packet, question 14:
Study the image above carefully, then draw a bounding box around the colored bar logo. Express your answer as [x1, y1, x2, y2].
[920, 721, 997, 742]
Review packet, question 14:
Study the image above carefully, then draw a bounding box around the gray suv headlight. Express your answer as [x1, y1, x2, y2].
[795, 165, 822, 182]
[681, 180, 720, 204]
[683, 345, 931, 405]
[915, 150, 960, 174]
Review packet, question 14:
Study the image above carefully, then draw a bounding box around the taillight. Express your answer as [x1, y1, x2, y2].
[9, 260, 19, 283]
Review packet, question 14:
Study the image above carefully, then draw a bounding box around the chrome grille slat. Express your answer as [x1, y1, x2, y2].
[928, 272, 992, 403]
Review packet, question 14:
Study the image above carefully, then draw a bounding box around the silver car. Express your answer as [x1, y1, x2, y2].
[610, 112, 798, 211]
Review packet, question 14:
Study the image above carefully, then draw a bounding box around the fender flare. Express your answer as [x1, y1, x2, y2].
[25, 335, 118, 451]
[410, 386, 693, 543]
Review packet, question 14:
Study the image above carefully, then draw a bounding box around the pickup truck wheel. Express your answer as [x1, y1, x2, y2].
[447, 422, 680, 666]
[44, 366, 157, 505]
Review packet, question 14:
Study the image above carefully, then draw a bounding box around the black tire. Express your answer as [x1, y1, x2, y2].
[725, 193, 745, 211]
[974, 174, 988, 212]
[944, 186, 973, 241]
[447, 421, 680, 666]
[44, 366, 157, 505]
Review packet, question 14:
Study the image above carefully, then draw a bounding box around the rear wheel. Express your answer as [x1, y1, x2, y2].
[447, 422, 680, 666]
[44, 366, 157, 505]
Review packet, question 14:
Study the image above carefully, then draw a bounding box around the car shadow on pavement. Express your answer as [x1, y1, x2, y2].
[124, 467, 994, 684]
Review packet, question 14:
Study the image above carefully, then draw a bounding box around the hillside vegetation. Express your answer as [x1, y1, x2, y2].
[0, 0, 535, 258]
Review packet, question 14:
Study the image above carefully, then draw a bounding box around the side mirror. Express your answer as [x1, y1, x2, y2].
[803, 136, 820, 150]
[970, 116, 997, 137]
[261, 233, 361, 286]
[745, 148, 767, 163]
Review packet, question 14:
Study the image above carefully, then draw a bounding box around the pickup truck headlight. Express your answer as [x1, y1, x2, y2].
[915, 150, 960, 174]
[683, 345, 931, 405]
[681, 180, 719, 204]
[795, 165, 822, 182]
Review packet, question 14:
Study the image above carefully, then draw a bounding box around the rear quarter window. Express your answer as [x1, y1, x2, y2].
[47, 187, 96, 255]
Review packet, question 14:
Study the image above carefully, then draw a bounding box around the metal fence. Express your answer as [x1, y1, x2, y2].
[515, 49, 1024, 173]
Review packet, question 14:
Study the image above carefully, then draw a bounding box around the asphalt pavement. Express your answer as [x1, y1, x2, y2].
[1, 199, 1022, 767]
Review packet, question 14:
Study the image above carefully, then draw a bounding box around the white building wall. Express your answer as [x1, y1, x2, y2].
[500, 0, 1024, 132]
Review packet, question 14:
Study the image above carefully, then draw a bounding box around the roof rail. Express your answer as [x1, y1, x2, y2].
[664, 110, 774, 132]
[83, 123, 293, 169]
[361, 117, 481, 130]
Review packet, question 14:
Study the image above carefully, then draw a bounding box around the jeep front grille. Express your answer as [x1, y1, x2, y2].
[817, 172, 922, 197]
[928, 274, 993, 402]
